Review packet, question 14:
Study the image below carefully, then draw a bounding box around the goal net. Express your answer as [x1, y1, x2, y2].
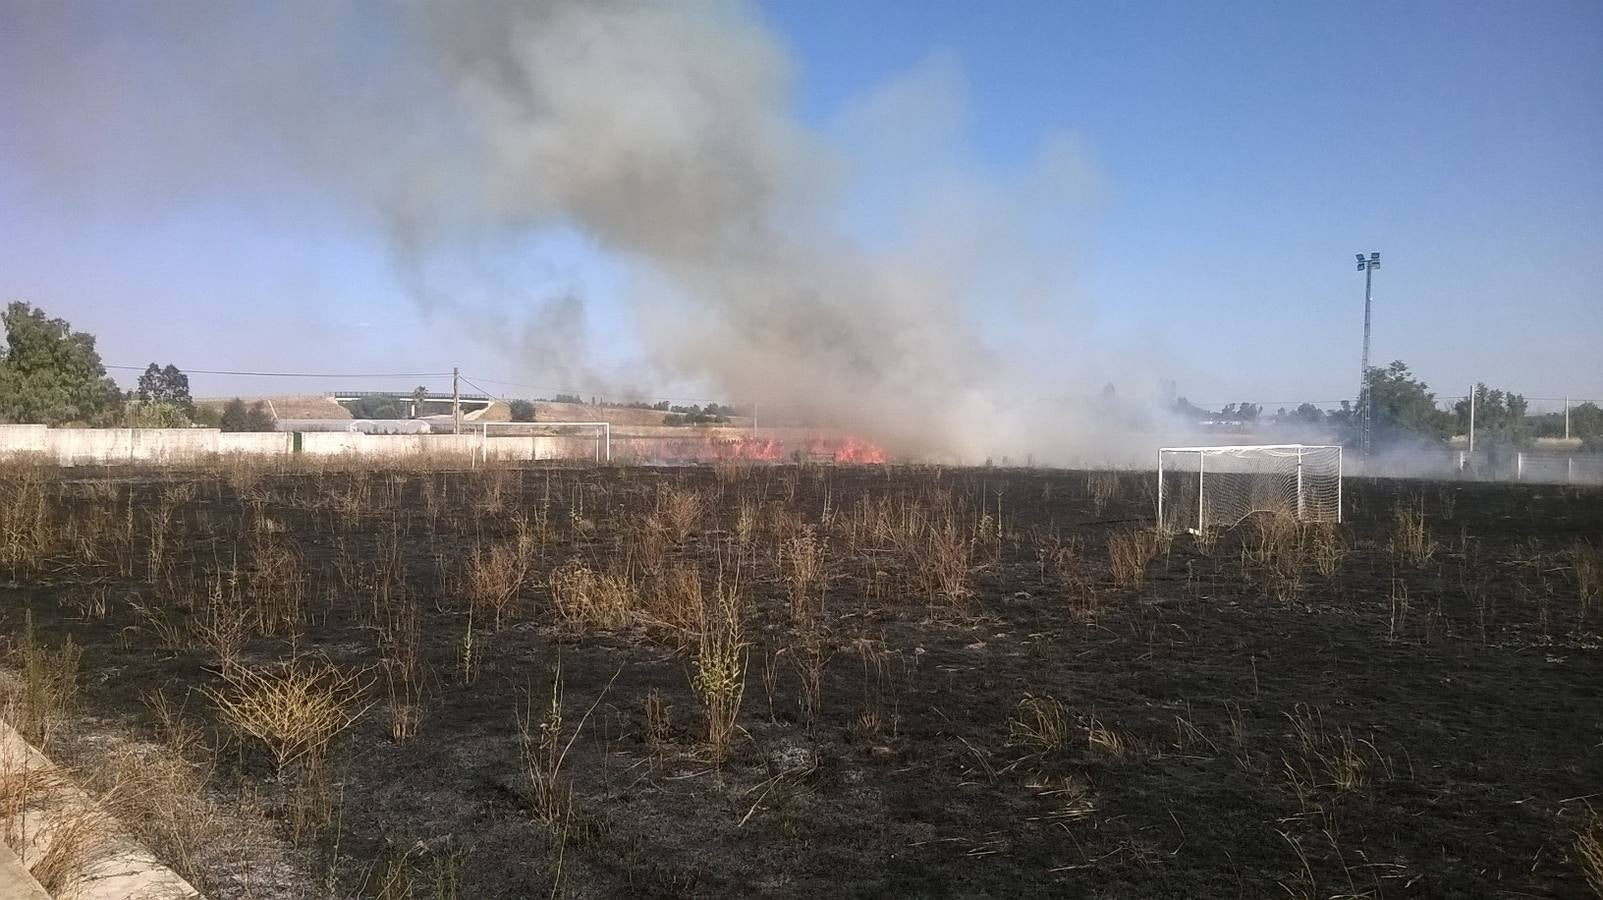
[1157, 445, 1341, 532]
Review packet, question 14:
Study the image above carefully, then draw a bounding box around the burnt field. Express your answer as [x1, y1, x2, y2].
[1, 460, 1600, 898]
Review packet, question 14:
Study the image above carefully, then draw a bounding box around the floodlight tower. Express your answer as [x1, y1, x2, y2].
[1355, 251, 1380, 455]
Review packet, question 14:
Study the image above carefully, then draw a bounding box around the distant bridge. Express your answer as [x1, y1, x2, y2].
[328, 390, 494, 419]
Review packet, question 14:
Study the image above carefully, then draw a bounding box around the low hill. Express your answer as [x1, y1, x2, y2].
[496, 400, 755, 429]
[194, 395, 351, 419]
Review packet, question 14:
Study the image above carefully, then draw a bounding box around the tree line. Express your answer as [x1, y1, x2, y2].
[0, 301, 273, 431]
[1174, 359, 1603, 450]
[3, 301, 1597, 447]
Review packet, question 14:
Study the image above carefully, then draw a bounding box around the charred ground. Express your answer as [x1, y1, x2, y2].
[1, 461, 1600, 898]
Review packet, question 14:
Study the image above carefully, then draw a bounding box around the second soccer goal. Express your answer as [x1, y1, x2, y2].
[1157, 444, 1342, 533]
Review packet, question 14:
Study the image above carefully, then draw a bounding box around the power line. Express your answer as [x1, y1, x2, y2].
[108, 365, 453, 379]
[107, 364, 1600, 410]
[1181, 399, 1354, 407]
[462, 375, 734, 406]
[457, 376, 513, 406]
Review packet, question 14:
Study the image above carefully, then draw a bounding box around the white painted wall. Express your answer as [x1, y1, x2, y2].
[0, 427, 589, 466]
[218, 432, 292, 455]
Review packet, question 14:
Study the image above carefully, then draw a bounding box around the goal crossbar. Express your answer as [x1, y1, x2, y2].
[1157, 444, 1342, 532]
[476, 421, 612, 462]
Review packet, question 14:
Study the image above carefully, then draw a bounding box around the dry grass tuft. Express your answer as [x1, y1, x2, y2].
[207, 659, 368, 776]
[72, 711, 273, 894]
[0, 745, 112, 895]
[195, 576, 250, 676]
[1085, 714, 1139, 761]
[1009, 695, 1069, 755]
[783, 526, 826, 628]
[692, 574, 746, 764]
[1388, 496, 1436, 567]
[712, 458, 754, 484]
[1570, 539, 1601, 629]
[1576, 809, 1603, 896]
[8, 618, 82, 749]
[1309, 524, 1346, 578]
[1280, 704, 1376, 797]
[518, 663, 574, 828]
[1087, 470, 1120, 514]
[643, 565, 704, 642]
[1107, 529, 1158, 591]
[549, 559, 639, 630]
[517, 660, 617, 829]
[652, 486, 704, 542]
[643, 688, 672, 749]
[249, 534, 306, 634]
[25, 795, 113, 895]
[466, 520, 536, 630]
[1040, 774, 1097, 824]
[921, 519, 972, 603]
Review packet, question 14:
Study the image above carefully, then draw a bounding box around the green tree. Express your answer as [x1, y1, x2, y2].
[1172, 397, 1212, 422]
[1573, 402, 1603, 450]
[222, 398, 275, 432]
[244, 401, 275, 431]
[1218, 402, 1260, 424]
[125, 402, 191, 428]
[1453, 383, 1530, 447]
[135, 362, 194, 414]
[1356, 360, 1451, 447]
[343, 394, 407, 419]
[508, 399, 536, 422]
[220, 397, 250, 432]
[1289, 403, 1325, 425]
[0, 302, 122, 424]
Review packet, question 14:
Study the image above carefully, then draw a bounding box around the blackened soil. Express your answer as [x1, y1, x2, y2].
[2, 464, 1600, 898]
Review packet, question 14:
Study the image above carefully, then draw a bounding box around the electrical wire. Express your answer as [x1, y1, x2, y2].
[107, 364, 453, 379]
[106, 365, 1599, 410]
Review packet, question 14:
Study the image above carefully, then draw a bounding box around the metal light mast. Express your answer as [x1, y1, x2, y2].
[1355, 252, 1380, 455]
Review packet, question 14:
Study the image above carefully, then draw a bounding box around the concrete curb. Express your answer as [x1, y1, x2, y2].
[0, 841, 52, 900]
[0, 716, 203, 899]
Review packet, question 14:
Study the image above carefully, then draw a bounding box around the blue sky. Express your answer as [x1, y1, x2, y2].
[764, 0, 1603, 409]
[1, 1, 1599, 411]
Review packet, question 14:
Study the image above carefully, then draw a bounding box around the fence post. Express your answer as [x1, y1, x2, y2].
[1296, 446, 1305, 519]
[1336, 447, 1343, 523]
[1156, 450, 1164, 529]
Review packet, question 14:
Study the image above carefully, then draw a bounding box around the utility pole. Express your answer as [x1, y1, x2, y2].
[1467, 384, 1475, 458]
[1564, 397, 1570, 441]
[452, 367, 461, 435]
[1354, 252, 1380, 456]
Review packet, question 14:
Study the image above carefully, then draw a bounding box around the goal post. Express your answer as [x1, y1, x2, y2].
[475, 421, 611, 463]
[1157, 444, 1341, 532]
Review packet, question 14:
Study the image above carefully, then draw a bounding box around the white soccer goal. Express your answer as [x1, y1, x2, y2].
[1157, 445, 1341, 532]
[475, 421, 611, 463]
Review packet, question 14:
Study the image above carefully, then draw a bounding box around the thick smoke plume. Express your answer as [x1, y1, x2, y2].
[2, 1, 1103, 459]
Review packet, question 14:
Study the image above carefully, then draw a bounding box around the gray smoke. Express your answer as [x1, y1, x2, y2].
[1, 1, 1103, 459]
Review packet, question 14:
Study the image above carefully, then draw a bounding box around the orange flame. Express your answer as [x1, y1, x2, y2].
[606, 432, 885, 464]
[706, 434, 885, 464]
[818, 435, 886, 464]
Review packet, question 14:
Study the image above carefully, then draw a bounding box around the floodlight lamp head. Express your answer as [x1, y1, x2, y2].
[1356, 253, 1366, 263]
[1370, 252, 1380, 261]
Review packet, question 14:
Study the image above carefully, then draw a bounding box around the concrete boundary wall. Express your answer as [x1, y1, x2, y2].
[217, 432, 291, 455]
[0, 426, 581, 466]
[10, 427, 1598, 482]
